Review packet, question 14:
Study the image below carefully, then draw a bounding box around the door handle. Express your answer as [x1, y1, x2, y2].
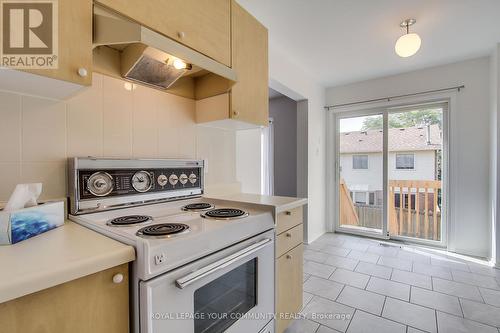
[175, 238, 272, 289]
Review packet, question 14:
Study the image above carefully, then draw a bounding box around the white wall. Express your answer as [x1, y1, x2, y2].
[327, 57, 491, 258]
[491, 45, 500, 266]
[0, 73, 237, 203]
[235, 129, 262, 194]
[341, 151, 436, 191]
[269, 46, 326, 244]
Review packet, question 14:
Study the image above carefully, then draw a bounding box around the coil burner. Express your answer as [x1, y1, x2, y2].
[136, 223, 190, 238]
[201, 208, 249, 220]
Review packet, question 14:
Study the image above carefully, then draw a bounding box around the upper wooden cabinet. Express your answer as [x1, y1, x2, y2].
[27, 0, 93, 86]
[230, 1, 269, 127]
[195, 1, 269, 128]
[95, 0, 231, 67]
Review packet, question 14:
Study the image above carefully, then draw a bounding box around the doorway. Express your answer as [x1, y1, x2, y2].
[335, 103, 447, 246]
[265, 88, 299, 197]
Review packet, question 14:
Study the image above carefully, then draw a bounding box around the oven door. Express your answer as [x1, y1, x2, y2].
[140, 230, 275, 333]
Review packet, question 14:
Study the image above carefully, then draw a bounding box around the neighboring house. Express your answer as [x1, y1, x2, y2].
[340, 125, 442, 206]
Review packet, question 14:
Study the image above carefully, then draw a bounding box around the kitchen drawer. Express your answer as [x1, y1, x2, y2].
[276, 244, 303, 333]
[276, 224, 303, 258]
[276, 206, 303, 235]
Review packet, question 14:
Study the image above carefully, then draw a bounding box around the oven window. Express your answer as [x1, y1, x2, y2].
[194, 258, 257, 333]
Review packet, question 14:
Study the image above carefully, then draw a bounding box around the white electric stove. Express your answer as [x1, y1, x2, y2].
[67, 157, 275, 333]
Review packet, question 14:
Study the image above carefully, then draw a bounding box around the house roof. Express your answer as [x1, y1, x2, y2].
[340, 125, 442, 153]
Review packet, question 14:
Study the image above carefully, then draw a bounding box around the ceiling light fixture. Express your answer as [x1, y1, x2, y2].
[395, 18, 421, 58]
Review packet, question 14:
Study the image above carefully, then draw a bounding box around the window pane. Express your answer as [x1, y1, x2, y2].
[353, 155, 368, 169]
[396, 154, 414, 169]
[388, 107, 443, 241]
[369, 192, 375, 205]
[354, 192, 366, 204]
[194, 259, 257, 333]
[339, 114, 383, 233]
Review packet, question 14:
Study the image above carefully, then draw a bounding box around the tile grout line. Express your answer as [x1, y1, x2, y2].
[343, 308, 356, 333]
[435, 309, 439, 333]
[18, 94, 23, 180]
[381, 295, 387, 316]
[334, 283, 346, 302]
[458, 298, 465, 318]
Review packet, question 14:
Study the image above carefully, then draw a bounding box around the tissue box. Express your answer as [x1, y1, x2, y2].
[0, 201, 64, 245]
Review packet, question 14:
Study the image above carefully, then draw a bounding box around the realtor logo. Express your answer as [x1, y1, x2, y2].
[1, 0, 58, 68]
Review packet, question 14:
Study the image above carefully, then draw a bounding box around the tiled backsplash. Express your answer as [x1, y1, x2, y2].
[0, 73, 236, 202]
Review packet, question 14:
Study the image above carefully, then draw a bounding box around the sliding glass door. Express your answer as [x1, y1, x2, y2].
[335, 103, 447, 245]
[387, 106, 445, 243]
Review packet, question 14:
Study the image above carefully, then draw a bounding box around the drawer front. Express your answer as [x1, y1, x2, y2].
[276, 206, 303, 234]
[276, 244, 303, 333]
[276, 224, 303, 258]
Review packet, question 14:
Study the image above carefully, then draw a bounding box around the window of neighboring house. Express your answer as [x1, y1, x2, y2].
[396, 153, 415, 170]
[354, 192, 367, 204]
[352, 155, 368, 169]
[369, 192, 375, 205]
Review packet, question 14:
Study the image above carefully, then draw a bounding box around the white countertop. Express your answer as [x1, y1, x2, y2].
[0, 221, 135, 304]
[205, 193, 307, 213]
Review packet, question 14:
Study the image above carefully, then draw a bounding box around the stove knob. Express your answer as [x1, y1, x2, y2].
[179, 173, 188, 185]
[188, 173, 197, 184]
[157, 174, 168, 187]
[169, 174, 179, 185]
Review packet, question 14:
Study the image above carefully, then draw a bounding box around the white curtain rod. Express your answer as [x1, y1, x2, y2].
[324, 85, 465, 110]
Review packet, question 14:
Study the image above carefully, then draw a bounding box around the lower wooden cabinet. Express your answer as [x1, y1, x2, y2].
[276, 243, 303, 333]
[275, 205, 304, 333]
[0, 264, 129, 333]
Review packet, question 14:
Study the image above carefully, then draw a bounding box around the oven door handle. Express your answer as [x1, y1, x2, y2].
[175, 238, 272, 289]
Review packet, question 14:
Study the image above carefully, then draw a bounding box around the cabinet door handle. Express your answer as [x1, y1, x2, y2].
[285, 233, 292, 238]
[177, 31, 186, 39]
[285, 211, 292, 216]
[232, 110, 239, 117]
[286, 254, 292, 259]
[112, 273, 124, 284]
[77, 67, 88, 77]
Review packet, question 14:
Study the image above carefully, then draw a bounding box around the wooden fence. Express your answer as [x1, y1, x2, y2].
[339, 179, 441, 241]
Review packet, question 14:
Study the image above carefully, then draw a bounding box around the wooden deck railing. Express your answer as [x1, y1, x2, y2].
[339, 179, 441, 241]
[388, 180, 441, 241]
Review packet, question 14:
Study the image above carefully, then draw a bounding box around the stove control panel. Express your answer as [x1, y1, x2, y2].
[78, 167, 202, 199]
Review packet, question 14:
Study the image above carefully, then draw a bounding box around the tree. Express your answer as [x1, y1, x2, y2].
[361, 109, 442, 130]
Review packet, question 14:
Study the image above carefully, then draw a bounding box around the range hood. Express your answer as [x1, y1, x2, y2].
[93, 5, 236, 90]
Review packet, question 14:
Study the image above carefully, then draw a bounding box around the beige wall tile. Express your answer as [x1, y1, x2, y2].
[157, 93, 196, 158]
[102, 75, 133, 157]
[67, 73, 103, 157]
[21, 161, 66, 201]
[132, 85, 159, 158]
[0, 72, 237, 198]
[0, 92, 21, 162]
[0, 162, 21, 202]
[196, 127, 236, 185]
[22, 96, 66, 162]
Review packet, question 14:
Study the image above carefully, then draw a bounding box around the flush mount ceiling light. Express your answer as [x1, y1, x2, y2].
[395, 18, 421, 58]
